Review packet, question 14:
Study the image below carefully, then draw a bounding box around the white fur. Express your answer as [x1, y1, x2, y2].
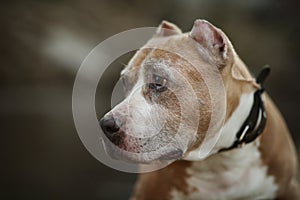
[213, 91, 255, 153]
[125, 79, 166, 138]
[171, 143, 278, 199]
[111, 76, 167, 140]
[173, 92, 278, 199]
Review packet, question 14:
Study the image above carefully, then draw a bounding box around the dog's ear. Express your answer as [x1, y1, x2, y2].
[190, 19, 232, 68]
[231, 57, 256, 83]
[190, 20, 255, 83]
[155, 20, 182, 37]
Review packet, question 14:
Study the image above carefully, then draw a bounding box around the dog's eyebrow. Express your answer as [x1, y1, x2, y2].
[152, 65, 173, 77]
[142, 60, 175, 79]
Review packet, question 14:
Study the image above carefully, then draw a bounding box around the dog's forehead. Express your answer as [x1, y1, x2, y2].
[143, 34, 200, 63]
[123, 34, 212, 76]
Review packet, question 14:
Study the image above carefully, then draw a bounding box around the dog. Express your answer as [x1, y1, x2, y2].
[100, 19, 300, 199]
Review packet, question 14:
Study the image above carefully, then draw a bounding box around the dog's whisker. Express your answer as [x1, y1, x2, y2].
[118, 62, 128, 68]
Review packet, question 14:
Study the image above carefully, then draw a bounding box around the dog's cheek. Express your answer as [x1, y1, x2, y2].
[156, 90, 197, 146]
[121, 135, 139, 152]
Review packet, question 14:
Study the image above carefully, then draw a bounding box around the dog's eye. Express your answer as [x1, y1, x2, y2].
[149, 74, 167, 92]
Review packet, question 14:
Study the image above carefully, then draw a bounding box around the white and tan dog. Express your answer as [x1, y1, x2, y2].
[100, 20, 300, 199]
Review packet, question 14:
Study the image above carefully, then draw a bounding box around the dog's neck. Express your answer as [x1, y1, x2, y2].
[213, 91, 257, 153]
[175, 92, 278, 199]
[185, 90, 256, 160]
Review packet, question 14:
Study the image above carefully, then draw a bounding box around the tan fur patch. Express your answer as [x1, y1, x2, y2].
[130, 161, 193, 200]
[259, 95, 300, 198]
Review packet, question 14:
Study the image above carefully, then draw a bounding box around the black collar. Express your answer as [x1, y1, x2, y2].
[219, 67, 271, 152]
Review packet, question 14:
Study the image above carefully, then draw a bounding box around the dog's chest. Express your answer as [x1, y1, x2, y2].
[171, 144, 278, 200]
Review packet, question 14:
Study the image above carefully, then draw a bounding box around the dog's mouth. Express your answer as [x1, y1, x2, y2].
[158, 149, 183, 160]
[101, 132, 183, 163]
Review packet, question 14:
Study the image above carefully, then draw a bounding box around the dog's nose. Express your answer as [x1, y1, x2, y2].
[100, 116, 120, 136]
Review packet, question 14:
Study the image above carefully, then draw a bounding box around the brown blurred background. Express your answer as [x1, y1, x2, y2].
[1, 0, 300, 199]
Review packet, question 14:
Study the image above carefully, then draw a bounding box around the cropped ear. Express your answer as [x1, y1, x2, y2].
[190, 19, 232, 68]
[155, 20, 182, 37]
[231, 57, 256, 83]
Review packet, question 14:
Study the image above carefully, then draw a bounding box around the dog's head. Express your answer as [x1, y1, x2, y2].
[100, 20, 257, 163]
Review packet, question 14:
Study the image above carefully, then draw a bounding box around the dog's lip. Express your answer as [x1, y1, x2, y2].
[101, 131, 184, 162]
[159, 149, 183, 160]
[102, 138, 183, 163]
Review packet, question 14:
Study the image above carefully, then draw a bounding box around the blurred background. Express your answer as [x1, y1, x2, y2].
[1, 0, 300, 199]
